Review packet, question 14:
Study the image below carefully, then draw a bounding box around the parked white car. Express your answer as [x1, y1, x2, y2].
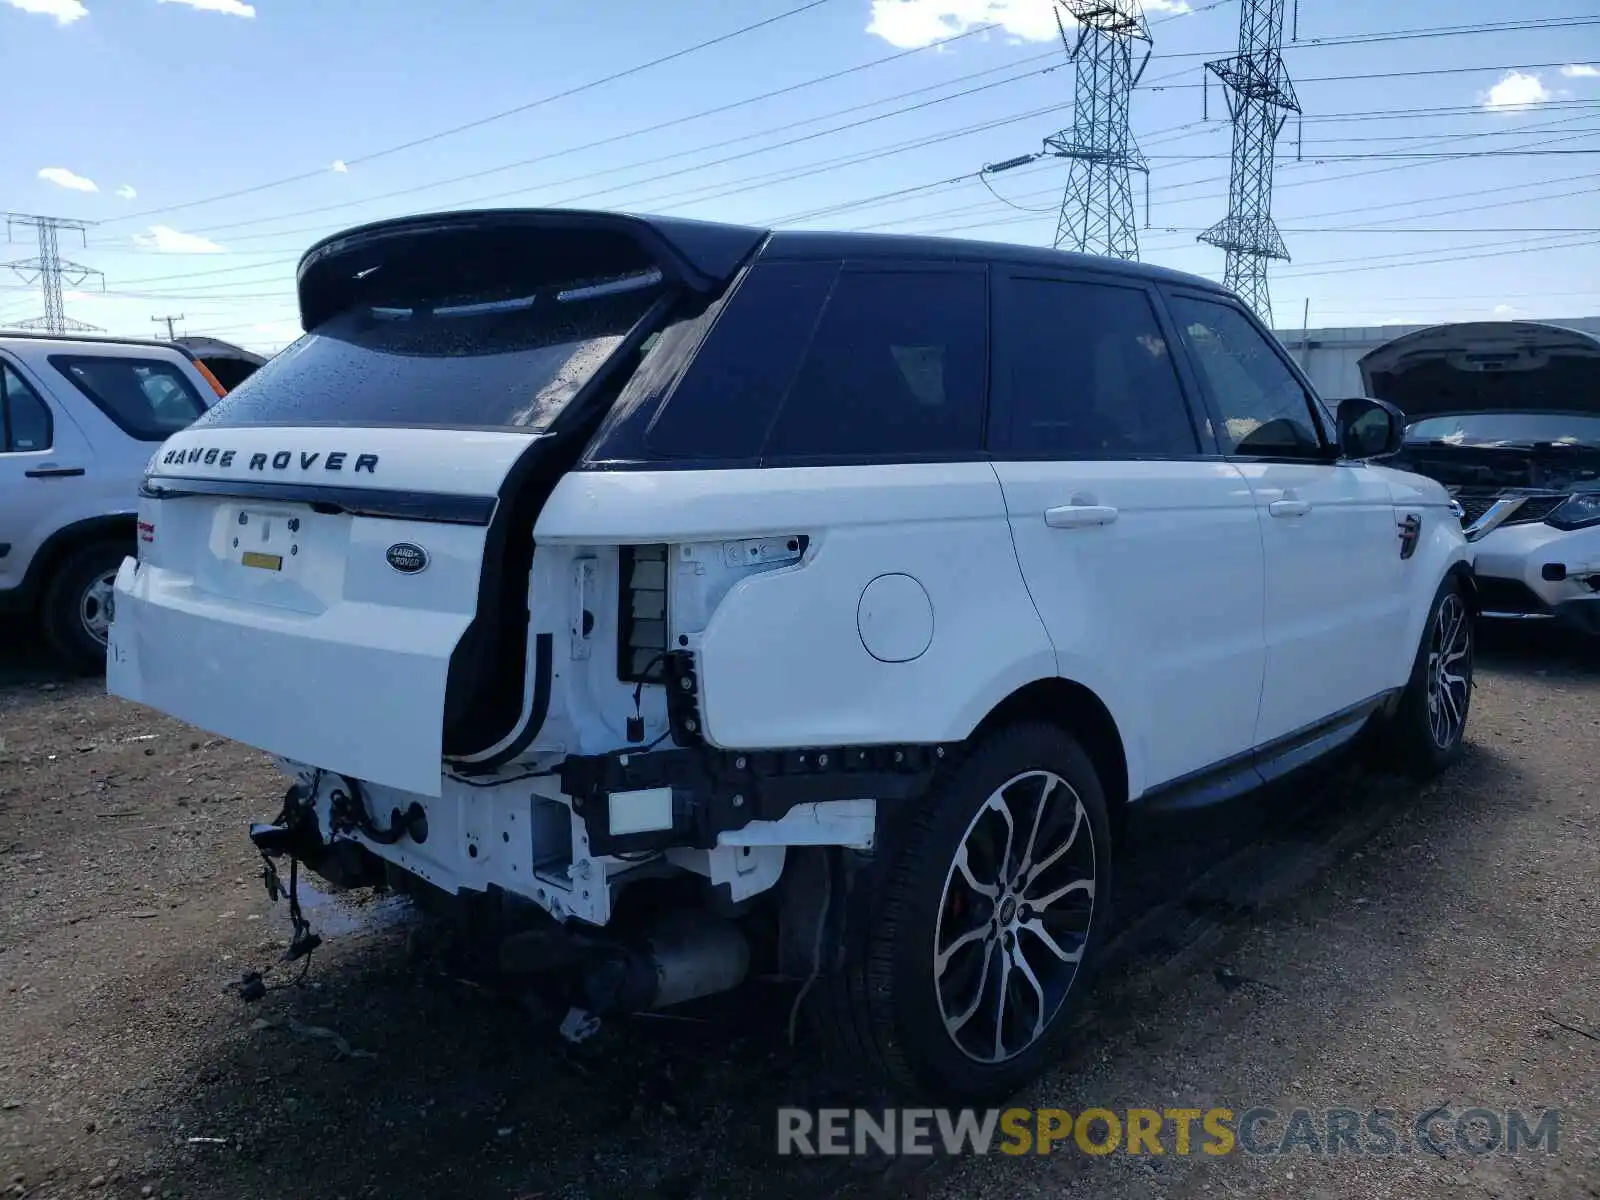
[1366, 321, 1600, 636]
[107, 209, 1475, 1101]
[0, 333, 224, 670]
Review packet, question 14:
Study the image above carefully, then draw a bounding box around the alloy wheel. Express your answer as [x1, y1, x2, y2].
[1425, 592, 1472, 750]
[933, 769, 1097, 1064]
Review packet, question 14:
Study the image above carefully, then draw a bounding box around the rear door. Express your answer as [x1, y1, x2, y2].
[1161, 290, 1407, 746]
[988, 268, 1267, 793]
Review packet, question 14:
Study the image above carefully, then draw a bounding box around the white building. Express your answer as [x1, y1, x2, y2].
[1273, 316, 1600, 399]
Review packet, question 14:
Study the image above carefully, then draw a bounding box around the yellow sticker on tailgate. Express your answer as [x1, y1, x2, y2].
[241, 551, 283, 571]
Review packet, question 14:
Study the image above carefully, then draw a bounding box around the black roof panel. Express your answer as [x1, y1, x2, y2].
[760, 227, 1229, 292]
[296, 208, 1231, 332]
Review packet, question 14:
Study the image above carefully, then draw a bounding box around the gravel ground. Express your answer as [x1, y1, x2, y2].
[1, 623, 1596, 1200]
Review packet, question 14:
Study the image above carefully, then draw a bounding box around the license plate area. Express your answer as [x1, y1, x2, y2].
[233, 506, 304, 572]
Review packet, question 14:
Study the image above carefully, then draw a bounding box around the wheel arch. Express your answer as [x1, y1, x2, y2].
[16, 514, 136, 605]
[1447, 559, 1479, 616]
[968, 676, 1130, 834]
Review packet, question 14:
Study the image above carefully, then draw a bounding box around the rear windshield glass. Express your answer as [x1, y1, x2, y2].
[190, 269, 665, 432]
[49, 355, 208, 441]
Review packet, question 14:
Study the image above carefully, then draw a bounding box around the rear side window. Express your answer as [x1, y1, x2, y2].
[1, 365, 52, 452]
[50, 356, 206, 442]
[762, 267, 987, 462]
[642, 261, 836, 462]
[999, 277, 1198, 459]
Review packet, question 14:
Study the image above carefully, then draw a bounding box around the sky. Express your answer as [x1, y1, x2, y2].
[1, 0, 1597, 353]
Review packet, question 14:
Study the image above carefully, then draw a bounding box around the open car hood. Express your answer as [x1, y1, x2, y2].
[1359, 320, 1600, 424]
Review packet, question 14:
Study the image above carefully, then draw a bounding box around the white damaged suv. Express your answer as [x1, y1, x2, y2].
[108, 209, 1475, 1101]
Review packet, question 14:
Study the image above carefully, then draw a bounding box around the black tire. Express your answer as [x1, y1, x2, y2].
[814, 722, 1114, 1103]
[1369, 573, 1474, 777]
[40, 541, 127, 675]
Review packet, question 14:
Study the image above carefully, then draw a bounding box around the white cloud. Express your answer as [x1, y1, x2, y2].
[116, 184, 137, 200]
[133, 225, 226, 254]
[4, 0, 88, 24]
[865, 0, 1187, 49]
[157, 0, 255, 16]
[1493, 304, 1524, 318]
[1483, 70, 1553, 111]
[38, 166, 98, 192]
[330, 159, 349, 174]
[1561, 64, 1599, 79]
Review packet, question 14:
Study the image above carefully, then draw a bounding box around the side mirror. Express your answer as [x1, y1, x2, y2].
[1335, 396, 1405, 460]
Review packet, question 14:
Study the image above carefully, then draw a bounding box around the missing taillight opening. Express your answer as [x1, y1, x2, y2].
[618, 544, 669, 684]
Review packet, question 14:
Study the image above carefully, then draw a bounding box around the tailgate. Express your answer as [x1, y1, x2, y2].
[105, 208, 762, 795]
[108, 426, 531, 796]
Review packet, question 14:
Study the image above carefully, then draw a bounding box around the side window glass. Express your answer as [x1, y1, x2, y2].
[1002, 277, 1198, 459]
[1, 366, 53, 453]
[1166, 295, 1324, 459]
[49, 356, 206, 441]
[761, 268, 987, 462]
[644, 261, 836, 462]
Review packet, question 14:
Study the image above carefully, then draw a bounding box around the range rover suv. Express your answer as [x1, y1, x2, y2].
[107, 209, 1474, 1101]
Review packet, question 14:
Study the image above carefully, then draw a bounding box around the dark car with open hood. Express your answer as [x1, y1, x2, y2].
[1366, 320, 1600, 634]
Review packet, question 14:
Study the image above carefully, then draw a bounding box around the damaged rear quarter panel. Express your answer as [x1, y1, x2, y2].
[532, 462, 1058, 751]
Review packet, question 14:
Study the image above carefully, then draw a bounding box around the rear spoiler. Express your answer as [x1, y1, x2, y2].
[295, 208, 770, 333]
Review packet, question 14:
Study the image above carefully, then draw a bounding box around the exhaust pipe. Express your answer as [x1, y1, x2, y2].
[500, 909, 751, 1041]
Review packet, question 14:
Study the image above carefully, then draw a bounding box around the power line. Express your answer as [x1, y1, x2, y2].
[95, 118, 1598, 307]
[86, 61, 1600, 298]
[90, 13, 1594, 244]
[850, 160, 1600, 235]
[1276, 233, 1599, 279]
[75, 86, 1600, 311]
[103, 22, 1033, 245]
[763, 107, 1599, 232]
[87, 0, 1223, 245]
[97, 0, 846, 228]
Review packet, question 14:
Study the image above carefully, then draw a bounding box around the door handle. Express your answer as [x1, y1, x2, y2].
[1269, 499, 1312, 518]
[25, 465, 85, 479]
[1045, 505, 1119, 529]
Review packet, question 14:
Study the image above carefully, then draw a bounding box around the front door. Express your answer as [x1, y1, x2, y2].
[989, 270, 1267, 795]
[1161, 291, 1406, 747]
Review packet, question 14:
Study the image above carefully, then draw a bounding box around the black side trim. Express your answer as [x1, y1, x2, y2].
[139, 475, 495, 526]
[559, 741, 955, 857]
[451, 633, 554, 774]
[0, 542, 10, 559]
[1138, 690, 1399, 813]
